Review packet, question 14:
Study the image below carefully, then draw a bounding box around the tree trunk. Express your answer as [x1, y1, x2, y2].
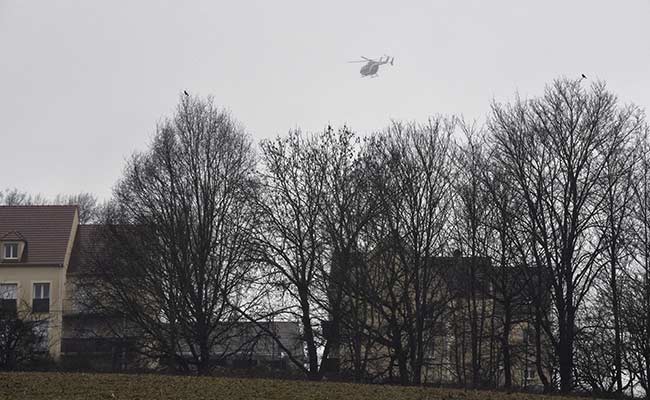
[645, 255, 650, 395]
[391, 321, 409, 385]
[610, 255, 623, 395]
[558, 305, 575, 394]
[502, 307, 512, 389]
[300, 294, 321, 381]
[558, 334, 572, 393]
[534, 304, 550, 392]
[412, 315, 424, 385]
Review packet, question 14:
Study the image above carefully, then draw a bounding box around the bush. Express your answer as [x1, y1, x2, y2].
[0, 313, 49, 371]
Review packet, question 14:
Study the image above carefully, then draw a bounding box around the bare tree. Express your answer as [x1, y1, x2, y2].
[53, 192, 100, 224]
[575, 125, 638, 395]
[480, 148, 534, 389]
[575, 283, 627, 395]
[82, 95, 261, 375]
[452, 123, 493, 387]
[316, 126, 380, 381]
[256, 129, 329, 380]
[489, 79, 644, 393]
[0, 299, 52, 371]
[0, 189, 47, 206]
[362, 118, 457, 384]
[625, 125, 650, 394]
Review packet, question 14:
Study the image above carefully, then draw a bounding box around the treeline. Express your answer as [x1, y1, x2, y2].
[4, 78, 650, 397]
[0, 190, 100, 224]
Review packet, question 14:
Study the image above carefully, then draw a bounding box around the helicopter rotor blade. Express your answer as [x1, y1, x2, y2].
[347, 60, 367, 63]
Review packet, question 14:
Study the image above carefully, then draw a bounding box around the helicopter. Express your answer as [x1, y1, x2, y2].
[348, 55, 394, 77]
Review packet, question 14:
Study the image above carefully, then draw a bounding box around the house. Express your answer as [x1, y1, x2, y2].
[327, 250, 550, 388]
[423, 256, 548, 388]
[0, 205, 305, 372]
[0, 205, 79, 361]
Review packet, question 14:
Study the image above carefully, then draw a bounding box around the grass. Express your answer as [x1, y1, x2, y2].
[0, 372, 569, 400]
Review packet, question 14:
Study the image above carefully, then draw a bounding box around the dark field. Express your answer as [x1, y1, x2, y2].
[0, 372, 569, 400]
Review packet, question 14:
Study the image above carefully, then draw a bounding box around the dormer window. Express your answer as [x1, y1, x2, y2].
[0, 232, 26, 262]
[4, 243, 18, 259]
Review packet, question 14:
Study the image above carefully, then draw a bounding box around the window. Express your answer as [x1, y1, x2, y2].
[33, 283, 50, 299]
[32, 283, 50, 313]
[3, 243, 18, 259]
[0, 283, 17, 299]
[524, 366, 537, 380]
[0, 283, 18, 315]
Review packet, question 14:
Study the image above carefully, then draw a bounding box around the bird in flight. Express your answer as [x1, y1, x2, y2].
[184, 90, 189, 96]
[581, 74, 587, 79]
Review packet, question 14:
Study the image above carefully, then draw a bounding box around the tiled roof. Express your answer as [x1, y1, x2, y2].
[0, 205, 78, 265]
[67, 224, 102, 274]
[68, 224, 141, 275]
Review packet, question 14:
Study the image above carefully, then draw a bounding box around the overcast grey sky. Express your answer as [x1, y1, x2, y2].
[1, 1, 649, 200]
